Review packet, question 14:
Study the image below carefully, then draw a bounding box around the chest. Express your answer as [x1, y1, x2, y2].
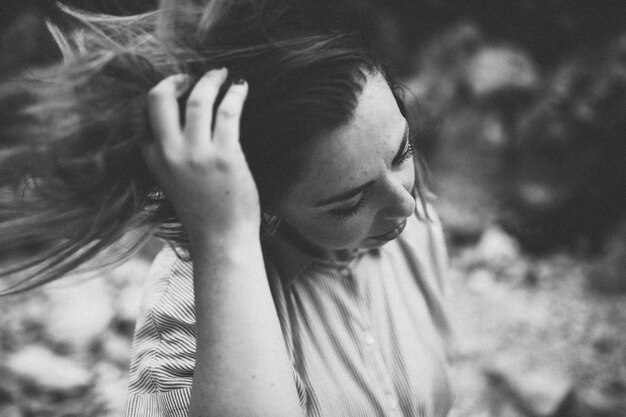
[281, 251, 453, 417]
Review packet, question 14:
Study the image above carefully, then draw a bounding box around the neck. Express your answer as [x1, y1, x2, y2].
[268, 221, 358, 263]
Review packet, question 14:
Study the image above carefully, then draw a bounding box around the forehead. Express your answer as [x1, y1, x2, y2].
[284, 73, 406, 205]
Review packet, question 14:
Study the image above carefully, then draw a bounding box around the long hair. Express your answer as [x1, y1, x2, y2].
[0, 0, 431, 294]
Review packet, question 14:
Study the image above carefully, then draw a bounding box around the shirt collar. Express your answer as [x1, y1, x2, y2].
[262, 225, 375, 284]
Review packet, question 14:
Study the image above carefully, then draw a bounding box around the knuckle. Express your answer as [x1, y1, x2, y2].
[162, 148, 182, 164]
[185, 96, 208, 110]
[186, 89, 218, 110]
[217, 103, 240, 120]
[213, 154, 233, 172]
[188, 152, 210, 167]
[188, 83, 220, 104]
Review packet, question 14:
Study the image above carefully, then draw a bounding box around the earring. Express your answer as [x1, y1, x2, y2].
[261, 212, 282, 237]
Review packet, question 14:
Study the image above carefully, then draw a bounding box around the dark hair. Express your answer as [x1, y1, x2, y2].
[0, 0, 429, 293]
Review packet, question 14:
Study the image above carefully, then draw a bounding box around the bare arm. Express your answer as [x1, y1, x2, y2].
[144, 70, 301, 417]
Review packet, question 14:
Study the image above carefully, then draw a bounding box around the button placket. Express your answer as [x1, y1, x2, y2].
[387, 394, 399, 411]
[339, 267, 350, 279]
[363, 331, 375, 345]
[358, 317, 401, 415]
[350, 262, 403, 416]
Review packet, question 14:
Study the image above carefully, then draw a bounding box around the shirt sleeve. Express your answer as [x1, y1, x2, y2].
[125, 248, 196, 417]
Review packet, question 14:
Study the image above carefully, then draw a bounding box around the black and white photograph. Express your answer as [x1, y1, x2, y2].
[0, 1, 625, 416]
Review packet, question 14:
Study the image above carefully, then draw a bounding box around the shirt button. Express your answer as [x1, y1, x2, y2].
[363, 333, 375, 345]
[340, 268, 350, 278]
[388, 398, 399, 410]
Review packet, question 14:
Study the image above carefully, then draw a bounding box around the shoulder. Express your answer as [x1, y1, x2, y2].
[127, 246, 196, 404]
[139, 246, 194, 315]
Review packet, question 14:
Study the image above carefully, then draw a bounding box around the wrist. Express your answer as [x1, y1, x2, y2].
[188, 224, 261, 254]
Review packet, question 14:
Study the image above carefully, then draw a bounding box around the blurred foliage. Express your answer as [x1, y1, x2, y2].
[0, 0, 624, 254]
[339, 0, 626, 76]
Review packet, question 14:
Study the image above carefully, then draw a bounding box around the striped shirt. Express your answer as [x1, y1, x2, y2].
[126, 210, 456, 417]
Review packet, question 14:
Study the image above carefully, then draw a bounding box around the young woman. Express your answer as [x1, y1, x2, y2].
[0, 1, 456, 416]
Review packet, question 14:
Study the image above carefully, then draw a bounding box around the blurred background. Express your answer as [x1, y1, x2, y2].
[0, 0, 625, 416]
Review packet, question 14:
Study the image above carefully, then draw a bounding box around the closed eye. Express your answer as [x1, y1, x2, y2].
[392, 123, 415, 166]
[392, 139, 415, 166]
[328, 193, 367, 219]
[319, 120, 411, 220]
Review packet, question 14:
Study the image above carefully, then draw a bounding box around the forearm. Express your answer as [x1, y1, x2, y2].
[143, 71, 297, 416]
[188, 231, 301, 417]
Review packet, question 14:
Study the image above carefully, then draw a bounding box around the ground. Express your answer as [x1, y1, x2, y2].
[1, 227, 625, 416]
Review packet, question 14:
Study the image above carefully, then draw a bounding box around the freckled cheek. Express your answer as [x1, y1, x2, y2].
[303, 217, 374, 249]
[403, 161, 417, 192]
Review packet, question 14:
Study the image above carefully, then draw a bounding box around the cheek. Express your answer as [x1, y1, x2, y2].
[404, 159, 417, 191]
[293, 213, 375, 250]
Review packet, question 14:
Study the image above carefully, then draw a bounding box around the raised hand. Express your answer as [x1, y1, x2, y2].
[143, 69, 260, 243]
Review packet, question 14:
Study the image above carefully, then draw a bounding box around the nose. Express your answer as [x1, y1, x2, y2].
[379, 174, 416, 220]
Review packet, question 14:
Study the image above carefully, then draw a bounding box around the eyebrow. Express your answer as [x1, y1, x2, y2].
[314, 121, 410, 208]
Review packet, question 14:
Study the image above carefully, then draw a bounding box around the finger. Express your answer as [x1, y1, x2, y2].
[212, 79, 249, 150]
[183, 68, 228, 148]
[147, 74, 191, 153]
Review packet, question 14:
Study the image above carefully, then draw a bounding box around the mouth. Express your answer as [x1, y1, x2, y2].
[369, 219, 408, 242]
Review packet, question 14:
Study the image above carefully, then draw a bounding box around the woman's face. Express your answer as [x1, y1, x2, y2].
[276, 72, 416, 252]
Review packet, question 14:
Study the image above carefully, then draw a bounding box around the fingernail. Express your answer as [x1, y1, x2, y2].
[206, 68, 227, 76]
[233, 77, 246, 85]
[172, 73, 190, 82]
[174, 74, 192, 92]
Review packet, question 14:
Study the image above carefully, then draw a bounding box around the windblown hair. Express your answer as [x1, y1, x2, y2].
[0, 0, 431, 293]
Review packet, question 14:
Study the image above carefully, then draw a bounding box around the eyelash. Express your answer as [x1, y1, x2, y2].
[392, 135, 416, 166]
[328, 134, 416, 220]
[329, 194, 368, 220]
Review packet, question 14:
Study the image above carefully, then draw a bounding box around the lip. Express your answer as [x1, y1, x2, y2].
[369, 219, 408, 241]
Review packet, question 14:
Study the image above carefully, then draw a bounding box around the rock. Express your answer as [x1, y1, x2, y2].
[108, 257, 151, 289]
[93, 364, 128, 417]
[586, 224, 626, 293]
[474, 226, 520, 269]
[0, 367, 18, 403]
[503, 37, 626, 252]
[575, 387, 626, 417]
[108, 257, 150, 331]
[466, 268, 501, 297]
[43, 278, 115, 351]
[590, 326, 620, 355]
[455, 323, 498, 358]
[0, 367, 21, 417]
[100, 332, 132, 366]
[407, 22, 484, 116]
[434, 195, 490, 241]
[465, 46, 538, 98]
[500, 258, 532, 286]
[484, 353, 575, 417]
[0, 405, 22, 417]
[114, 278, 145, 327]
[495, 403, 527, 417]
[6, 345, 91, 394]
